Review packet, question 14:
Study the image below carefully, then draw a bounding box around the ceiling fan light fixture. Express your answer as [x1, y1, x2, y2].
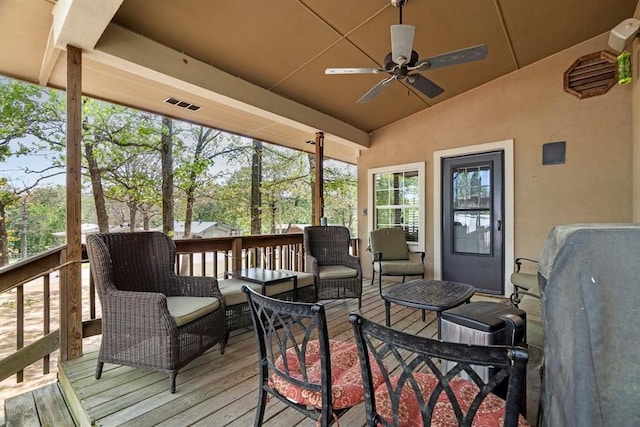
[391, 24, 415, 64]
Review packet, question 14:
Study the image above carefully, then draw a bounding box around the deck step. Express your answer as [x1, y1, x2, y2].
[4, 383, 75, 427]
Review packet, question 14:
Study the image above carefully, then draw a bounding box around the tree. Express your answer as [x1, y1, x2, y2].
[250, 139, 262, 235]
[174, 125, 245, 237]
[323, 160, 357, 233]
[0, 78, 65, 265]
[81, 100, 163, 232]
[161, 117, 174, 235]
[6, 186, 66, 257]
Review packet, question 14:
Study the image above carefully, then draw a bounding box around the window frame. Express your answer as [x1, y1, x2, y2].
[367, 162, 426, 253]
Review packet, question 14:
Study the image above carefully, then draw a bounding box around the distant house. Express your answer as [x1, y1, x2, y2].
[172, 221, 240, 239]
[52, 223, 100, 245]
[273, 224, 309, 234]
[52, 221, 240, 244]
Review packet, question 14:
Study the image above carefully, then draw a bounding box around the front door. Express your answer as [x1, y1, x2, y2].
[442, 151, 504, 294]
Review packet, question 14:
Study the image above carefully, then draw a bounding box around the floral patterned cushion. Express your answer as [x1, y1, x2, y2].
[374, 372, 530, 426]
[271, 339, 382, 410]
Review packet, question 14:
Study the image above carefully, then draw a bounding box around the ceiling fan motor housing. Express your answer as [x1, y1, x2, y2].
[384, 50, 419, 70]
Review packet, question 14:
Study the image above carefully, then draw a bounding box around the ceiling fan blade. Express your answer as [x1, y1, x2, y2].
[412, 44, 488, 71]
[391, 24, 415, 64]
[325, 67, 386, 74]
[357, 77, 395, 103]
[406, 74, 444, 98]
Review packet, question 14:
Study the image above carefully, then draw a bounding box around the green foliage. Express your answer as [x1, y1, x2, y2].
[6, 186, 66, 256]
[324, 160, 358, 232]
[0, 76, 358, 261]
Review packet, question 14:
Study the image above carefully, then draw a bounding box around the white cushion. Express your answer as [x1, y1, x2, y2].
[277, 270, 315, 288]
[318, 265, 358, 279]
[166, 296, 220, 327]
[218, 279, 261, 306]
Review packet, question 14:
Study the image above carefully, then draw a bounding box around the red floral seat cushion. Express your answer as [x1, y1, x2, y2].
[271, 339, 382, 410]
[374, 372, 530, 426]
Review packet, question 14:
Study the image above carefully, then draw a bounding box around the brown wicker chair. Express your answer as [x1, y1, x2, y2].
[86, 232, 226, 393]
[303, 226, 362, 308]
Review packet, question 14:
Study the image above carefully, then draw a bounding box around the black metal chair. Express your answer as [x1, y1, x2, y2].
[510, 257, 538, 307]
[243, 286, 371, 426]
[349, 313, 530, 427]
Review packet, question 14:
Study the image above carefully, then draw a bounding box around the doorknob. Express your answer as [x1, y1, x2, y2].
[497, 220, 502, 231]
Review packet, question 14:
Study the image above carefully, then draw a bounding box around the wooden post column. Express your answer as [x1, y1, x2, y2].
[313, 132, 324, 226]
[61, 45, 83, 361]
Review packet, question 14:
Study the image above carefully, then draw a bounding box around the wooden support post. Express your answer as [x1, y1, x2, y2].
[313, 132, 324, 225]
[61, 45, 83, 361]
[231, 237, 243, 272]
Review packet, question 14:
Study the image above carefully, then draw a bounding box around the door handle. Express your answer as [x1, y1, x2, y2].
[497, 220, 502, 231]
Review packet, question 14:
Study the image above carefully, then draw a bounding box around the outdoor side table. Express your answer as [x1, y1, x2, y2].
[381, 279, 475, 338]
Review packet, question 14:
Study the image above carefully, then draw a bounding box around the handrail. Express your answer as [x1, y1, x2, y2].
[0, 233, 360, 386]
[0, 246, 67, 294]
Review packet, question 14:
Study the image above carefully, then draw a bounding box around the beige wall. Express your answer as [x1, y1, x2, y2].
[358, 33, 633, 279]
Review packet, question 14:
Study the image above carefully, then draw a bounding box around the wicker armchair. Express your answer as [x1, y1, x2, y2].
[86, 232, 226, 393]
[303, 226, 362, 308]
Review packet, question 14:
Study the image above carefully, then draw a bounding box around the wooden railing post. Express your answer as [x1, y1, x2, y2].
[313, 131, 324, 225]
[230, 237, 243, 272]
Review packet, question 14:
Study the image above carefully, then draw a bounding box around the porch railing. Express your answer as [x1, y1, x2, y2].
[0, 233, 359, 386]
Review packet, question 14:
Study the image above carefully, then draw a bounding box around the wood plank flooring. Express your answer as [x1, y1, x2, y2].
[7, 280, 538, 426]
[61, 280, 440, 426]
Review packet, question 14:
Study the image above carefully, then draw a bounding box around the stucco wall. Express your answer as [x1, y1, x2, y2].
[358, 33, 633, 279]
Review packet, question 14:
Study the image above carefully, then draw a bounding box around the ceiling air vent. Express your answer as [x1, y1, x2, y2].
[164, 97, 201, 112]
[564, 51, 618, 99]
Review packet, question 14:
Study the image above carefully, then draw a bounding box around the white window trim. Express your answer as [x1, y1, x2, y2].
[367, 161, 426, 253]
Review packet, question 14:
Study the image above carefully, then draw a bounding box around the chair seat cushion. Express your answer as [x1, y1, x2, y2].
[510, 272, 537, 290]
[218, 279, 261, 306]
[318, 265, 358, 279]
[271, 340, 382, 410]
[277, 270, 315, 288]
[374, 372, 530, 426]
[166, 296, 220, 327]
[374, 260, 424, 276]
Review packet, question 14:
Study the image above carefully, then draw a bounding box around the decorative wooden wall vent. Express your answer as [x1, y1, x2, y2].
[564, 51, 618, 99]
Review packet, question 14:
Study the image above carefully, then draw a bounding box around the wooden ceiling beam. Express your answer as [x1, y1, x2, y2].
[39, 0, 123, 85]
[87, 24, 370, 151]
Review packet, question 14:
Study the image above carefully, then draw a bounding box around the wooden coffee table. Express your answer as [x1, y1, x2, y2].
[381, 279, 475, 338]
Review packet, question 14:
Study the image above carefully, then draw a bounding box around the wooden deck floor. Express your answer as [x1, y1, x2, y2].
[8, 280, 540, 426]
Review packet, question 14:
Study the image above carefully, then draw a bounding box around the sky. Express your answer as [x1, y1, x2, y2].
[1, 138, 66, 187]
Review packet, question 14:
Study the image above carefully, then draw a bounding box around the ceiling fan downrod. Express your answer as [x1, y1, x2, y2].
[391, 0, 408, 24]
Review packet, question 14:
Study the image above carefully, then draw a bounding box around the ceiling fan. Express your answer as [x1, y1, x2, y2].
[325, 0, 488, 103]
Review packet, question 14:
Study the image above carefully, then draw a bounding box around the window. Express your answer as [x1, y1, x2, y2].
[368, 162, 425, 252]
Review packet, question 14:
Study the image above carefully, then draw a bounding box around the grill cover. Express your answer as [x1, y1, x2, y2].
[539, 224, 640, 426]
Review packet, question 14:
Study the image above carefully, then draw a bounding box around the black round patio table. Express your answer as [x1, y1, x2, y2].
[381, 279, 476, 338]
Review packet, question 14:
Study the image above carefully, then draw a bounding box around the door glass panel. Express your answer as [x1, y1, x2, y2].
[452, 164, 491, 254]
